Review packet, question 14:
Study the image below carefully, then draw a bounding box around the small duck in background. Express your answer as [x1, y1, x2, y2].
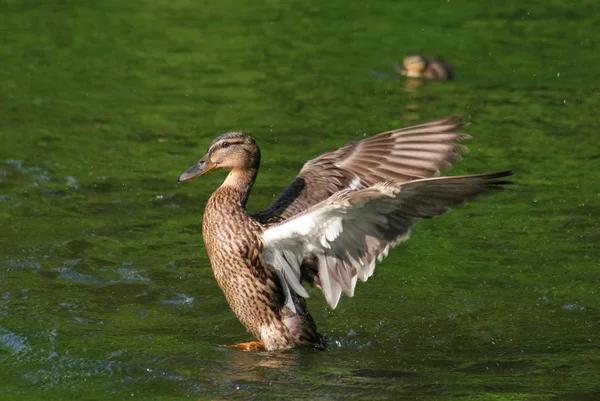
[398, 55, 454, 80]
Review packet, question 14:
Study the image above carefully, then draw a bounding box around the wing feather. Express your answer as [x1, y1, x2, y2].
[262, 171, 512, 309]
[254, 116, 472, 225]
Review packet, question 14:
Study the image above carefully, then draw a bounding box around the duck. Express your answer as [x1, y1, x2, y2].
[397, 55, 454, 80]
[178, 116, 511, 351]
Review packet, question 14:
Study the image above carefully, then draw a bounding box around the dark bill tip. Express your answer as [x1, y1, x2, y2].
[178, 158, 215, 182]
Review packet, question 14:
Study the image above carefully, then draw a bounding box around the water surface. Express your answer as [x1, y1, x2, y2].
[1, 0, 599, 399]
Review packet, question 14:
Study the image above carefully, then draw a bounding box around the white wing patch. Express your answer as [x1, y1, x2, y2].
[262, 182, 409, 310]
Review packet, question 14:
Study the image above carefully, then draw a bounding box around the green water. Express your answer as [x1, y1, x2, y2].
[1, 0, 599, 399]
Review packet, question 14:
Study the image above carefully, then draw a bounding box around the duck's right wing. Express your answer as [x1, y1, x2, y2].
[254, 116, 471, 225]
[261, 171, 512, 311]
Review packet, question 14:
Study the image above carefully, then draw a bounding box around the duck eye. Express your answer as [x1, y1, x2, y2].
[221, 141, 230, 148]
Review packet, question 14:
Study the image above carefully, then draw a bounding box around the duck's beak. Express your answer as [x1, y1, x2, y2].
[178, 155, 217, 182]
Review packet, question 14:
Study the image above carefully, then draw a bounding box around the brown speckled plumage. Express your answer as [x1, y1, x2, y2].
[178, 117, 511, 351]
[202, 185, 323, 350]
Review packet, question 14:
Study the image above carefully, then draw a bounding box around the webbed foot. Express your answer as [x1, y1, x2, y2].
[219, 341, 264, 351]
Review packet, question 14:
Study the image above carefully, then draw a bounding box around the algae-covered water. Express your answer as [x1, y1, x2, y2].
[1, 0, 599, 399]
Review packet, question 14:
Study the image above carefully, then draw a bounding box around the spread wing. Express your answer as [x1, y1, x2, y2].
[254, 116, 472, 225]
[261, 171, 512, 311]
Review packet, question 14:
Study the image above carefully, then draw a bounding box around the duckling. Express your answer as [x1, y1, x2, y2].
[398, 55, 454, 80]
[178, 116, 510, 351]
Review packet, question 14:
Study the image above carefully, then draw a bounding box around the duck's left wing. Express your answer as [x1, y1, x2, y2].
[261, 171, 511, 311]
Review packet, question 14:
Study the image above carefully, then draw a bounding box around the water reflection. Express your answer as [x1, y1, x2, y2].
[217, 347, 302, 380]
[403, 78, 424, 92]
[186, 348, 313, 399]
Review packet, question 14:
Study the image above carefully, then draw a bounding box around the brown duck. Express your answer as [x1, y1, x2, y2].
[398, 55, 454, 80]
[178, 116, 511, 351]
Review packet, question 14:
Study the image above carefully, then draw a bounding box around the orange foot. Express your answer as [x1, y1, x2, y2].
[219, 341, 264, 351]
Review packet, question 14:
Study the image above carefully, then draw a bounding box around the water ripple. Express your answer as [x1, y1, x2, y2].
[0, 326, 202, 394]
[116, 268, 151, 283]
[0, 327, 30, 354]
[7, 259, 42, 271]
[161, 292, 195, 306]
[55, 267, 109, 285]
[6, 159, 51, 181]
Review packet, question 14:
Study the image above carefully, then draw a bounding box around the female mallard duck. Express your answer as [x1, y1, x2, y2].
[179, 116, 511, 351]
[398, 55, 454, 80]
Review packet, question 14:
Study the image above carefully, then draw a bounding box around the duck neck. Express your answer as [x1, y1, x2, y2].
[220, 167, 258, 208]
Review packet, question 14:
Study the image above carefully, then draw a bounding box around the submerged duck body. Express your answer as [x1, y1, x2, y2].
[179, 117, 511, 351]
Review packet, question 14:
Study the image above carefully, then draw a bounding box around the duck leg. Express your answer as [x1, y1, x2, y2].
[219, 341, 264, 351]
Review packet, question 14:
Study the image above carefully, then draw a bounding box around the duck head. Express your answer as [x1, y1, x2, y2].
[399, 55, 427, 78]
[178, 132, 261, 182]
